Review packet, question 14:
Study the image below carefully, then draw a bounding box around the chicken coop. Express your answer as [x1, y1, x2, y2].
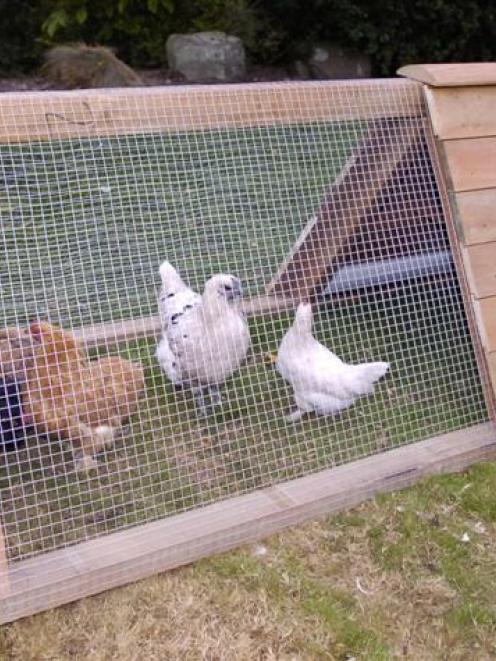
[1, 62, 496, 623]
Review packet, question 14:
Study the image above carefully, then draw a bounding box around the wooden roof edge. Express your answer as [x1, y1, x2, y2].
[398, 63, 496, 87]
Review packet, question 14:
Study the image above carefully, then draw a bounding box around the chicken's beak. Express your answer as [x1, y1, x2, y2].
[226, 279, 243, 301]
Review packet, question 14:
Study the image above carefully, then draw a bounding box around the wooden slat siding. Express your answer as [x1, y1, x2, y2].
[422, 108, 496, 420]
[0, 79, 422, 144]
[425, 86, 496, 140]
[399, 63, 496, 412]
[266, 118, 423, 300]
[441, 137, 496, 193]
[398, 63, 496, 87]
[453, 189, 496, 245]
[461, 243, 496, 299]
[1, 422, 494, 624]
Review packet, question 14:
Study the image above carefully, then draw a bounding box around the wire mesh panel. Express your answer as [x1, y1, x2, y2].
[0, 80, 489, 613]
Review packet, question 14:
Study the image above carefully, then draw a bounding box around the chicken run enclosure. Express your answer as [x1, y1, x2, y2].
[1, 62, 496, 622]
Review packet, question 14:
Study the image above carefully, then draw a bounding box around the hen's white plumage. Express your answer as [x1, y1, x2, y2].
[276, 303, 389, 421]
[156, 261, 250, 413]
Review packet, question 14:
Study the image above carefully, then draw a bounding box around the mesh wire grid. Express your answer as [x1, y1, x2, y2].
[0, 80, 488, 573]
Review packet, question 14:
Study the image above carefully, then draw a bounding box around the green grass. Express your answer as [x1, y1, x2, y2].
[0, 122, 356, 328]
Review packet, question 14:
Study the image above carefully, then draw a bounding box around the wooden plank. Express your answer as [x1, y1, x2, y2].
[398, 63, 496, 87]
[0, 522, 9, 600]
[453, 189, 496, 245]
[73, 295, 296, 349]
[461, 243, 496, 299]
[486, 353, 496, 395]
[425, 86, 496, 140]
[423, 116, 496, 419]
[1, 422, 494, 624]
[0, 79, 422, 144]
[267, 118, 423, 299]
[473, 297, 496, 352]
[442, 137, 496, 192]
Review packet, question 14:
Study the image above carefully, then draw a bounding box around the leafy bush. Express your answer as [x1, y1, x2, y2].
[0, 0, 46, 73]
[1, 0, 495, 74]
[261, 0, 496, 74]
[39, 0, 180, 67]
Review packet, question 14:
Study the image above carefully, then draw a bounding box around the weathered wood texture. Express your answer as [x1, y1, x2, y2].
[0, 79, 422, 144]
[398, 63, 496, 87]
[1, 422, 494, 625]
[441, 137, 496, 193]
[267, 118, 424, 299]
[400, 62, 496, 409]
[452, 189, 496, 246]
[0, 523, 9, 600]
[425, 86, 496, 140]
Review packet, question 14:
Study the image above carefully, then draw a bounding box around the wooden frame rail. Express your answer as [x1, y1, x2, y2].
[0, 79, 421, 144]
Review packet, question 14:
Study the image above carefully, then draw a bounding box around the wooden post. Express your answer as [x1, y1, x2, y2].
[0, 519, 9, 599]
[398, 63, 496, 414]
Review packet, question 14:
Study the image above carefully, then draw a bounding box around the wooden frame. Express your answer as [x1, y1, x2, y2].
[1, 71, 495, 624]
[0, 78, 420, 144]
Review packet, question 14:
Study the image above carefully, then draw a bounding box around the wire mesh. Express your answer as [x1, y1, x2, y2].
[0, 80, 488, 596]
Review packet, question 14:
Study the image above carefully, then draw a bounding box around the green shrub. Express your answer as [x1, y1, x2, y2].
[261, 0, 496, 74]
[39, 0, 180, 67]
[0, 0, 495, 75]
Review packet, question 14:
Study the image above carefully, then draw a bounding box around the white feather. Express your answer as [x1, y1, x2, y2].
[156, 261, 250, 387]
[276, 303, 389, 418]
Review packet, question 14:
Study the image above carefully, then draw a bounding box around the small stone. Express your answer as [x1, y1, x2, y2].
[460, 532, 470, 543]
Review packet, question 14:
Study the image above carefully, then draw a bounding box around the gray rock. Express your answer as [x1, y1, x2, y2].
[308, 44, 371, 80]
[166, 32, 246, 83]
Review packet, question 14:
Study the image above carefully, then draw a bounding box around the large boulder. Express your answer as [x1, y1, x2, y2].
[308, 44, 371, 80]
[166, 32, 246, 83]
[43, 45, 142, 89]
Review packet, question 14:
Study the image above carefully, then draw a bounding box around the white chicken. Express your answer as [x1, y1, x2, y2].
[156, 261, 250, 414]
[276, 302, 389, 421]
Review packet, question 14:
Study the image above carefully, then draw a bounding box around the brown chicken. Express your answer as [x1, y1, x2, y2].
[23, 321, 145, 470]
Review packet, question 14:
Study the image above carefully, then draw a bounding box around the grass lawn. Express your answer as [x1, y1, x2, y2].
[1, 461, 495, 659]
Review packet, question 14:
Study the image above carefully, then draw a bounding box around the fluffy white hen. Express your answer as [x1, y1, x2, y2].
[276, 302, 389, 421]
[156, 261, 250, 414]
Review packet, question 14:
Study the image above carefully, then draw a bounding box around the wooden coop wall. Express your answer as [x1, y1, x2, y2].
[400, 63, 496, 414]
[0, 74, 494, 623]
